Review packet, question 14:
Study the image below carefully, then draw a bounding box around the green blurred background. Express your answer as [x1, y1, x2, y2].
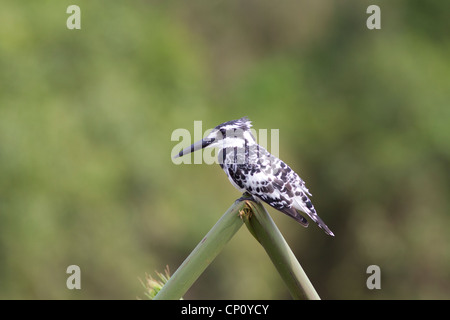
[0, 0, 449, 299]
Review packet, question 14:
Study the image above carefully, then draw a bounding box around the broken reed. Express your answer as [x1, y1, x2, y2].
[152, 196, 320, 300]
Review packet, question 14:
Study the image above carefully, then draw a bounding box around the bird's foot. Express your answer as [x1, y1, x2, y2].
[237, 193, 257, 220]
[236, 192, 256, 203]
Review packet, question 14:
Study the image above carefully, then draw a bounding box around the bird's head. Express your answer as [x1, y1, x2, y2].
[173, 117, 256, 159]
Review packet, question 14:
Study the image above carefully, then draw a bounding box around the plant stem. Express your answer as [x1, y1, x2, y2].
[241, 198, 321, 300]
[153, 200, 245, 300]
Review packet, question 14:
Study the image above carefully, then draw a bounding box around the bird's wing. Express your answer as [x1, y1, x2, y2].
[264, 153, 335, 236]
[224, 146, 333, 235]
[273, 204, 309, 227]
[227, 151, 310, 227]
[246, 172, 309, 228]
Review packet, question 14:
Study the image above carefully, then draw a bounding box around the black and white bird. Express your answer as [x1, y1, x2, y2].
[174, 117, 334, 236]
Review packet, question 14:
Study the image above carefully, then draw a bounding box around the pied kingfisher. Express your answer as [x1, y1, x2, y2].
[174, 117, 334, 236]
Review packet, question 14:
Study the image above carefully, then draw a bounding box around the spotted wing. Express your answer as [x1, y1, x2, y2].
[226, 147, 334, 236]
[271, 161, 335, 236]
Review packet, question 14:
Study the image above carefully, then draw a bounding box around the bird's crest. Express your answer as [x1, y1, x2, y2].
[215, 117, 252, 132]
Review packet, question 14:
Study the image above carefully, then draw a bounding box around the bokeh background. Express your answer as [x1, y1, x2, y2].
[0, 0, 449, 299]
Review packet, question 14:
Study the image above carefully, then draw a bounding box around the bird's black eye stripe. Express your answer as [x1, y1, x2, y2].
[220, 128, 226, 137]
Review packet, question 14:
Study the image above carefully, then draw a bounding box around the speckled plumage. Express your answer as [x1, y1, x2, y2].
[176, 117, 334, 236]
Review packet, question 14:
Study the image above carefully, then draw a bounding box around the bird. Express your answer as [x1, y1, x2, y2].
[173, 117, 334, 236]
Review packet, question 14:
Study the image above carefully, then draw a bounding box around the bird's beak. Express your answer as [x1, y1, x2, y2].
[173, 137, 216, 159]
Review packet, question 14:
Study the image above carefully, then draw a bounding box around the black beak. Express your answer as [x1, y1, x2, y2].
[173, 137, 215, 159]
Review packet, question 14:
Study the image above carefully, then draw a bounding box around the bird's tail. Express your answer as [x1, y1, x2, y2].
[293, 197, 335, 237]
